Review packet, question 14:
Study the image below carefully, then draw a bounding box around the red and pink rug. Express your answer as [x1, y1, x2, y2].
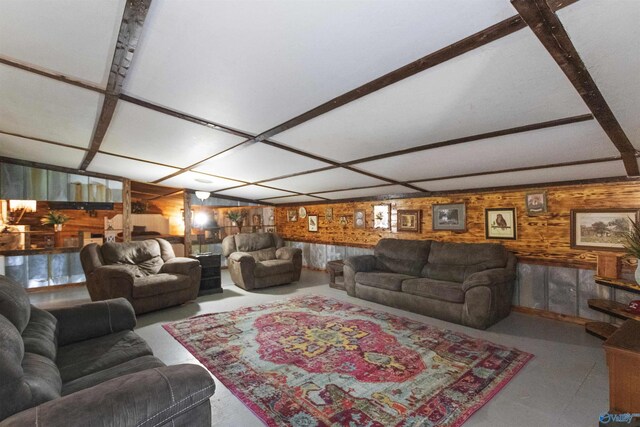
[163, 295, 532, 426]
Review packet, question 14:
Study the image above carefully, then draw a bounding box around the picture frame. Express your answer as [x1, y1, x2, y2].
[325, 207, 333, 222]
[485, 208, 517, 240]
[308, 215, 318, 232]
[570, 209, 638, 251]
[432, 203, 466, 231]
[353, 209, 366, 229]
[525, 191, 548, 215]
[397, 209, 421, 232]
[287, 210, 297, 222]
[373, 204, 391, 229]
[265, 226, 276, 233]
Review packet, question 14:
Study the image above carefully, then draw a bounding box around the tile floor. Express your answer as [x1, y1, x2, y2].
[30, 269, 609, 427]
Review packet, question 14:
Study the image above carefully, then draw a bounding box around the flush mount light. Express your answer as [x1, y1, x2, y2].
[195, 191, 210, 201]
[194, 178, 213, 184]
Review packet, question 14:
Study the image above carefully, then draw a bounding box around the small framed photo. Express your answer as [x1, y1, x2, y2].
[287, 210, 297, 222]
[265, 226, 276, 233]
[397, 210, 421, 232]
[308, 215, 318, 232]
[354, 209, 366, 229]
[526, 191, 547, 215]
[373, 204, 391, 229]
[571, 209, 638, 251]
[325, 208, 333, 222]
[432, 203, 466, 231]
[485, 208, 517, 240]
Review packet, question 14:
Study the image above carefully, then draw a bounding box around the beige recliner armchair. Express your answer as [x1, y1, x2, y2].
[80, 238, 201, 314]
[222, 233, 302, 290]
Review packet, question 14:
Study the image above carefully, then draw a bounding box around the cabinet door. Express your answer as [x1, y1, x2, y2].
[0, 163, 25, 199]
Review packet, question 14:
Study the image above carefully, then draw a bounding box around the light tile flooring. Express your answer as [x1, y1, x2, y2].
[30, 269, 609, 427]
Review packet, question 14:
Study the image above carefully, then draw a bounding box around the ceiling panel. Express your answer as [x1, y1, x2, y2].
[160, 171, 243, 192]
[354, 120, 617, 182]
[0, 0, 125, 87]
[87, 153, 179, 182]
[101, 101, 245, 168]
[317, 185, 419, 201]
[0, 64, 102, 148]
[0, 134, 85, 169]
[275, 28, 590, 162]
[125, 0, 515, 133]
[558, 0, 640, 149]
[193, 143, 330, 183]
[216, 185, 295, 201]
[264, 195, 325, 204]
[414, 161, 625, 192]
[265, 168, 388, 194]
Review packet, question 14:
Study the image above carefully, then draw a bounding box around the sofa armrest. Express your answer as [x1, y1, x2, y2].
[0, 364, 215, 427]
[275, 247, 301, 261]
[86, 264, 136, 302]
[160, 257, 201, 276]
[47, 298, 136, 346]
[343, 255, 377, 296]
[462, 268, 515, 292]
[228, 252, 255, 264]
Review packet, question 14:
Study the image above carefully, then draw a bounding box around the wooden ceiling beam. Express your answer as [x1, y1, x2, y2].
[511, 0, 638, 176]
[79, 0, 152, 171]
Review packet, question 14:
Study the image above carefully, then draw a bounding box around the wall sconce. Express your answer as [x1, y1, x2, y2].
[195, 191, 210, 201]
[9, 200, 36, 224]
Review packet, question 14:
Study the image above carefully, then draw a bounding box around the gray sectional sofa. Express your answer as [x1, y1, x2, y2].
[0, 275, 215, 426]
[344, 238, 517, 329]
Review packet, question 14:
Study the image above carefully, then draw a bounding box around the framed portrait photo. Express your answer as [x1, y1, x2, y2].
[308, 215, 318, 232]
[570, 209, 638, 251]
[485, 208, 517, 240]
[287, 210, 297, 222]
[526, 191, 547, 215]
[432, 203, 466, 231]
[397, 209, 420, 232]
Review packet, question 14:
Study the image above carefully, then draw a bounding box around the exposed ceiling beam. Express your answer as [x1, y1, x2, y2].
[0, 130, 89, 152]
[511, 0, 639, 176]
[79, 0, 152, 170]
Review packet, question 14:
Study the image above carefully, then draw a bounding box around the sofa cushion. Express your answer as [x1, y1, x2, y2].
[402, 278, 465, 303]
[254, 259, 294, 277]
[374, 239, 431, 276]
[22, 306, 57, 361]
[355, 271, 415, 291]
[423, 241, 508, 282]
[61, 355, 166, 396]
[0, 315, 32, 421]
[0, 275, 31, 333]
[249, 247, 277, 262]
[22, 352, 62, 405]
[101, 240, 164, 277]
[131, 273, 192, 299]
[56, 330, 153, 383]
[235, 233, 274, 252]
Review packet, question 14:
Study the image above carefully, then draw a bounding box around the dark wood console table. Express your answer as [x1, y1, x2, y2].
[586, 276, 640, 340]
[190, 253, 222, 295]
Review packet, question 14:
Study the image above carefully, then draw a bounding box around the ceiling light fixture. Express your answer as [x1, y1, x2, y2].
[195, 191, 210, 201]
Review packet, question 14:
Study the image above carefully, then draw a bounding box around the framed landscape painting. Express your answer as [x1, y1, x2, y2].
[485, 208, 517, 240]
[397, 210, 420, 232]
[432, 203, 466, 231]
[570, 209, 638, 251]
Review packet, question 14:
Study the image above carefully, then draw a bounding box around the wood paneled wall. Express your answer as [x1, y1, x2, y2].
[275, 181, 640, 269]
[137, 192, 185, 236]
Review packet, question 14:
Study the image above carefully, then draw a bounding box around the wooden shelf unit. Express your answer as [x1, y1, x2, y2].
[587, 276, 640, 340]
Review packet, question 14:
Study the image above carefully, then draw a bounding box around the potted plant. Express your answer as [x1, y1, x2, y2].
[41, 210, 70, 231]
[623, 219, 640, 283]
[226, 210, 247, 233]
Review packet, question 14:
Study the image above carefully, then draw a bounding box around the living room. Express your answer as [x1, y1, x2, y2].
[1, 0, 639, 426]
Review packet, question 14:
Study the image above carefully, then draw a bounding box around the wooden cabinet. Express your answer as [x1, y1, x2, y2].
[604, 320, 640, 413]
[190, 253, 222, 295]
[585, 276, 640, 340]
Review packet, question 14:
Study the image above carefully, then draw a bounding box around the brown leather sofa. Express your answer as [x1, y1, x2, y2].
[222, 232, 302, 290]
[80, 238, 201, 314]
[0, 275, 215, 426]
[344, 238, 516, 329]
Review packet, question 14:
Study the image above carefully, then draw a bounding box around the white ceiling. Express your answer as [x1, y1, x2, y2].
[0, 0, 637, 204]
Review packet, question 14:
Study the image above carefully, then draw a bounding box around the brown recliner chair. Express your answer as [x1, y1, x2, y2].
[80, 238, 201, 314]
[222, 232, 302, 290]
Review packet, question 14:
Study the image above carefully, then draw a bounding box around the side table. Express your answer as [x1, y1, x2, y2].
[327, 260, 345, 290]
[190, 253, 222, 295]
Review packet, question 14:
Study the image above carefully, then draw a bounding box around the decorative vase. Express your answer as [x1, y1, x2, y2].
[635, 259, 640, 284]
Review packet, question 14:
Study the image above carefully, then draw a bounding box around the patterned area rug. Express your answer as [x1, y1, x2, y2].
[163, 296, 532, 427]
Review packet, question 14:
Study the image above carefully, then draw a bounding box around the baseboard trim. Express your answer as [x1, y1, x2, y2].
[511, 305, 590, 326]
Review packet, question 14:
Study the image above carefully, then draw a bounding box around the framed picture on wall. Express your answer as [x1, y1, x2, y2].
[526, 191, 547, 215]
[485, 208, 517, 240]
[325, 208, 333, 222]
[287, 210, 297, 222]
[354, 209, 366, 229]
[308, 215, 318, 232]
[373, 204, 391, 229]
[432, 203, 466, 231]
[570, 209, 638, 251]
[397, 210, 421, 232]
